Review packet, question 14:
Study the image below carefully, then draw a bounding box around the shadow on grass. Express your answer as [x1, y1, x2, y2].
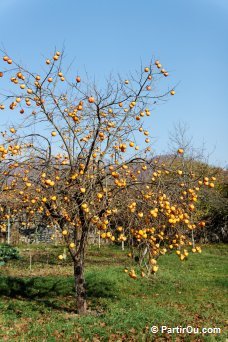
[86, 273, 120, 299]
[0, 274, 120, 313]
[0, 276, 74, 298]
[0, 275, 76, 313]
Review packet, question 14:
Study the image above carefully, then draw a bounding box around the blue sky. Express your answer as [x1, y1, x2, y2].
[0, 0, 227, 167]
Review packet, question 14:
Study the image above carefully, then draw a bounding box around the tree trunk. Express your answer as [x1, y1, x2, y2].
[74, 256, 87, 314]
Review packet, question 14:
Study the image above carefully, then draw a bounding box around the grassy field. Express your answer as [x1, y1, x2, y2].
[0, 244, 227, 341]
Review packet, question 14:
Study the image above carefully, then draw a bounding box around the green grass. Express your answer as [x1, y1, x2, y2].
[0, 244, 227, 341]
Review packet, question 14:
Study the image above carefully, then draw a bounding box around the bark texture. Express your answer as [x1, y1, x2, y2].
[74, 256, 87, 314]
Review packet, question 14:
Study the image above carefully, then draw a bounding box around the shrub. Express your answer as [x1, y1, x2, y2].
[0, 244, 20, 266]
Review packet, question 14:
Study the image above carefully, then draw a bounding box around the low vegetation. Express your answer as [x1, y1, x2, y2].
[0, 244, 20, 266]
[0, 244, 227, 341]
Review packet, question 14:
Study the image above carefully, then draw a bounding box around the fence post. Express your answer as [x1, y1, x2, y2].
[7, 207, 11, 244]
[98, 231, 101, 249]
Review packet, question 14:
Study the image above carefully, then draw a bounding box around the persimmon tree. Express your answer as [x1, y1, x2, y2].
[0, 50, 215, 314]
